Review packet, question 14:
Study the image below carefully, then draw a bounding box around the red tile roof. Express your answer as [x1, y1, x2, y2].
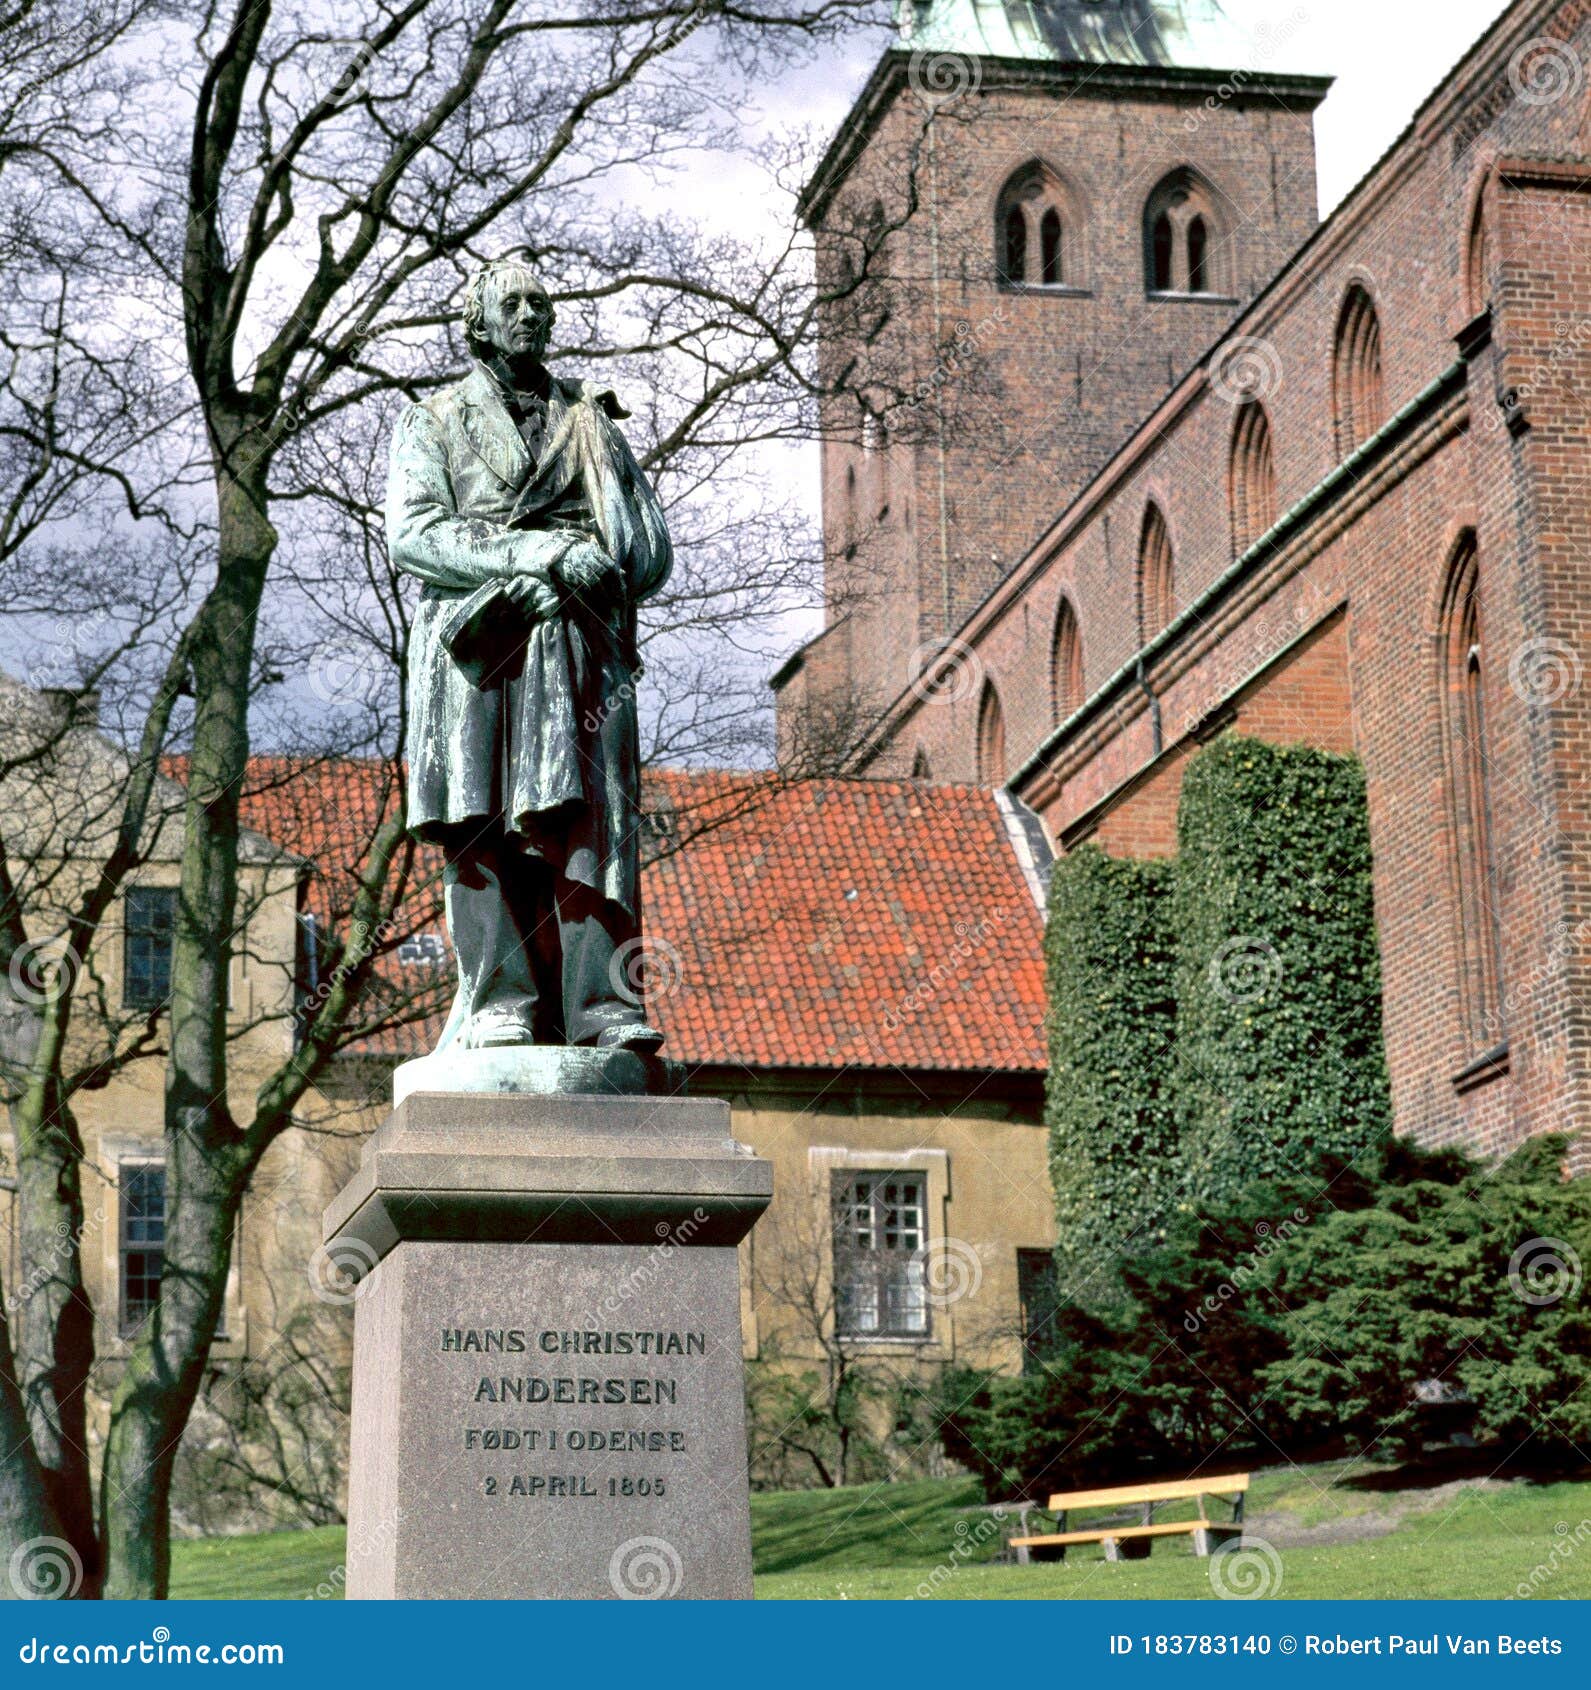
[214, 759, 1048, 1075]
[641, 771, 1047, 1073]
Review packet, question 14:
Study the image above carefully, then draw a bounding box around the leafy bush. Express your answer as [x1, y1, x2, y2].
[938, 1137, 1591, 1496]
[1005, 734, 1581, 1492]
[1258, 1135, 1591, 1458]
[1172, 736, 1391, 1202]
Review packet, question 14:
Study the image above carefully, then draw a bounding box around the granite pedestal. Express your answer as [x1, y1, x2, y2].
[323, 1060, 771, 1600]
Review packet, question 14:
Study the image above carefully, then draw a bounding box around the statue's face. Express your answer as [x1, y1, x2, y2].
[479, 268, 553, 363]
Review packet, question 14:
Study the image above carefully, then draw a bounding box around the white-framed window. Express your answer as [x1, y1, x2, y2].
[119, 1160, 165, 1335]
[123, 886, 177, 1010]
[832, 1172, 929, 1337]
[397, 931, 446, 967]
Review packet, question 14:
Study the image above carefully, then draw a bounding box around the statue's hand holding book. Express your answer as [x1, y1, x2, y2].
[551, 536, 624, 612]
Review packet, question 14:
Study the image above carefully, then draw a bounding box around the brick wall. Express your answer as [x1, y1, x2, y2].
[1076, 611, 1354, 859]
[828, 0, 1591, 1160]
[792, 54, 1325, 728]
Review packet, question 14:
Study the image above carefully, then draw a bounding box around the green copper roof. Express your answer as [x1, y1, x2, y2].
[896, 0, 1257, 69]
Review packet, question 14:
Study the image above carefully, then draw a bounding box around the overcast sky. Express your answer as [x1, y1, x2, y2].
[746, 0, 1516, 216]
[1220, 0, 1517, 211]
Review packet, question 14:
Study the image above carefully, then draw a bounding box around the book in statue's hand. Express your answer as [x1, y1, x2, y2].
[436, 578, 517, 665]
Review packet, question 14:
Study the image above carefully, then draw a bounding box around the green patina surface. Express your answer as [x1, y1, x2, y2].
[896, 0, 1257, 70]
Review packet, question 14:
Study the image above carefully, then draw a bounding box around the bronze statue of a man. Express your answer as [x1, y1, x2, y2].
[386, 256, 672, 1054]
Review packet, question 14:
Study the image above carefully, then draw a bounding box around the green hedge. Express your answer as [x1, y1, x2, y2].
[1044, 737, 1392, 1272]
[1171, 736, 1391, 1202]
[1044, 845, 1177, 1282]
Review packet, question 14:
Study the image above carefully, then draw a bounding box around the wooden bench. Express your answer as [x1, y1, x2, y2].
[1009, 1473, 1249, 1564]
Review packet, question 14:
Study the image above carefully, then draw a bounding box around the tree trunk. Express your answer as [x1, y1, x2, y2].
[12, 1080, 99, 1596]
[0, 1285, 64, 1593]
[97, 1142, 242, 1599]
[98, 441, 275, 1598]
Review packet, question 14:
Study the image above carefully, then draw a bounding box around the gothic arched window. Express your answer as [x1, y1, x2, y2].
[1440, 532, 1504, 1043]
[977, 681, 1007, 785]
[996, 161, 1083, 289]
[1229, 401, 1276, 557]
[1051, 598, 1084, 722]
[1145, 168, 1230, 296]
[1333, 285, 1386, 458]
[1139, 504, 1175, 641]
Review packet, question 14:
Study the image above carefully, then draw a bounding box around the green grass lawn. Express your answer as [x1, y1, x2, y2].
[169, 1464, 1591, 1601]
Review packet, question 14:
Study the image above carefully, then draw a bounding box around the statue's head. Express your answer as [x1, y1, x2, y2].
[463, 256, 554, 365]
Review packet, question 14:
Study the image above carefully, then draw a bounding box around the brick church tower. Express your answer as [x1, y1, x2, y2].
[774, 0, 1331, 761]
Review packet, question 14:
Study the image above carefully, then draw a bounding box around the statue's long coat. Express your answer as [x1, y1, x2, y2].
[385, 364, 672, 915]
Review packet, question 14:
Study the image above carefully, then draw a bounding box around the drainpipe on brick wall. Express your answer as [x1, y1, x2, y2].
[1137, 653, 1163, 759]
[926, 116, 952, 641]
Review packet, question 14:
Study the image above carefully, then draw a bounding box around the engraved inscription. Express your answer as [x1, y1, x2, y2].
[440, 1329, 705, 1502]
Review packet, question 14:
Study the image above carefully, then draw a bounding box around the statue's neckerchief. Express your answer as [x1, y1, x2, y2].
[483, 355, 551, 417]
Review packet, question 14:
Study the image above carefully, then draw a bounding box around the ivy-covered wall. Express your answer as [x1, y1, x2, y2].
[1173, 736, 1391, 1197]
[1045, 736, 1392, 1271]
[1045, 847, 1176, 1286]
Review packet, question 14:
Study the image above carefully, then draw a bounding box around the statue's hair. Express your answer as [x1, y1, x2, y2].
[461, 255, 551, 351]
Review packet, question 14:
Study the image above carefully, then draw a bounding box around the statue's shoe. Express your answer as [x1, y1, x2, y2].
[464, 1004, 537, 1048]
[594, 1022, 665, 1055]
